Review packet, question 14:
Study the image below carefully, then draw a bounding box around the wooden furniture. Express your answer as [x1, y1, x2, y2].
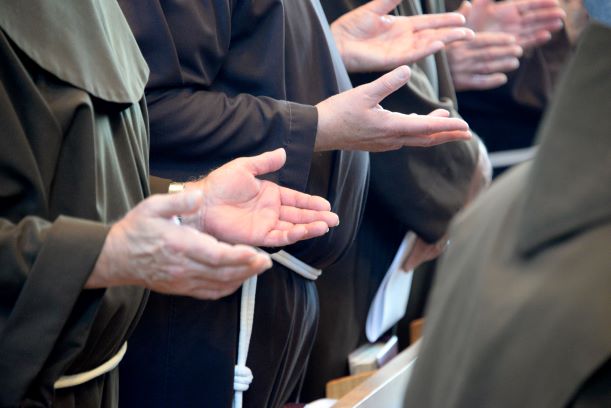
[332, 340, 420, 407]
[326, 370, 376, 400]
[409, 318, 424, 344]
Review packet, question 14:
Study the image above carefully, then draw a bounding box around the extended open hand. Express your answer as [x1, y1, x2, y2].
[332, 0, 473, 72]
[458, 0, 566, 49]
[447, 31, 523, 91]
[187, 148, 339, 247]
[315, 66, 472, 152]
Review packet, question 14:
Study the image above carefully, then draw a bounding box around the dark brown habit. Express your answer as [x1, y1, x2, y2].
[0, 1, 150, 406]
[118, 0, 368, 407]
[301, 0, 481, 399]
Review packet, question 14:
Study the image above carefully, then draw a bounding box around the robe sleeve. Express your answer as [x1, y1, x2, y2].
[0, 217, 109, 402]
[119, 0, 317, 190]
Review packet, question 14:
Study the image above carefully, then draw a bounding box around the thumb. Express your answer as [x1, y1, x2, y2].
[239, 148, 287, 176]
[139, 190, 204, 219]
[428, 108, 451, 117]
[362, 0, 402, 15]
[360, 65, 411, 103]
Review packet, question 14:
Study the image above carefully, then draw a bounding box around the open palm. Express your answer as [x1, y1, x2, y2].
[460, 0, 565, 49]
[332, 0, 472, 73]
[191, 149, 339, 247]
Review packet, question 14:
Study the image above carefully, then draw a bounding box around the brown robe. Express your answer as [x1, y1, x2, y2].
[301, 0, 481, 399]
[118, 0, 368, 406]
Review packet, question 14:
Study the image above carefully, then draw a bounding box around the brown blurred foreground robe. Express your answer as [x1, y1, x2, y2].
[0, 1, 150, 406]
[404, 23, 611, 408]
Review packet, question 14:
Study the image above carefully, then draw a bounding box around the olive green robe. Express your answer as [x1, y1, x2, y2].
[0, 1, 150, 406]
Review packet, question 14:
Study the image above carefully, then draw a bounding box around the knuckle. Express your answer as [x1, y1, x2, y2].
[481, 61, 493, 73]
[162, 234, 185, 256]
[209, 252, 223, 266]
[380, 78, 395, 93]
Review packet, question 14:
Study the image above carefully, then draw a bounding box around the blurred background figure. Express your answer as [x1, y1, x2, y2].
[446, 0, 584, 176]
[403, 11, 611, 407]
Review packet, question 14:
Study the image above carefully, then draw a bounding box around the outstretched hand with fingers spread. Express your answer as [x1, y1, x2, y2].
[458, 0, 566, 49]
[447, 31, 523, 91]
[332, 0, 474, 73]
[315, 66, 472, 152]
[187, 148, 340, 247]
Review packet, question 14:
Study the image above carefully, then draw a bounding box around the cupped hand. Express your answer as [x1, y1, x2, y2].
[332, 0, 474, 73]
[315, 66, 472, 152]
[88, 190, 272, 300]
[188, 148, 339, 247]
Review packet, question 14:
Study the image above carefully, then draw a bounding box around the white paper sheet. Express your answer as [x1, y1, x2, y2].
[365, 232, 416, 343]
[304, 399, 337, 408]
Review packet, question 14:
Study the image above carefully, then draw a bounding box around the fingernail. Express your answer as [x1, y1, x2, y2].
[397, 66, 410, 81]
[264, 257, 273, 269]
[187, 190, 203, 207]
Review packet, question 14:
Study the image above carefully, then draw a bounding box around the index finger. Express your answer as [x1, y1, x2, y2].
[182, 229, 266, 267]
[278, 186, 332, 211]
[408, 12, 466, 30]
[386, 113, 469, 135]
[398, 129, 472, 147]
[467, 32, 517, 47]
[416, 27, 475, 46]
[512, 0, 562, 14]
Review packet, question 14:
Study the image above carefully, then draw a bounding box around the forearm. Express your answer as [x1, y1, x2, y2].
[147, 89, 317, 190]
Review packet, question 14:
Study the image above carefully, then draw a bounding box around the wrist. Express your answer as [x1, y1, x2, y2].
[314, 102, 338, 152]
[86, 224, 130, 288]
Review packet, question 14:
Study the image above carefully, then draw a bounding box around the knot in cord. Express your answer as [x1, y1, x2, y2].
[234, 365, 253, 392]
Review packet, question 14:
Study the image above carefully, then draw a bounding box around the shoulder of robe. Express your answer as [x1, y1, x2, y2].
[0, 0, 149, 104]
[515, 23, 611, 256]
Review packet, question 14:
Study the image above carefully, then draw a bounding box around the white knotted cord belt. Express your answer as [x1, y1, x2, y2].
[232, 250, 321, 408]
[54, 342, 128, 389]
